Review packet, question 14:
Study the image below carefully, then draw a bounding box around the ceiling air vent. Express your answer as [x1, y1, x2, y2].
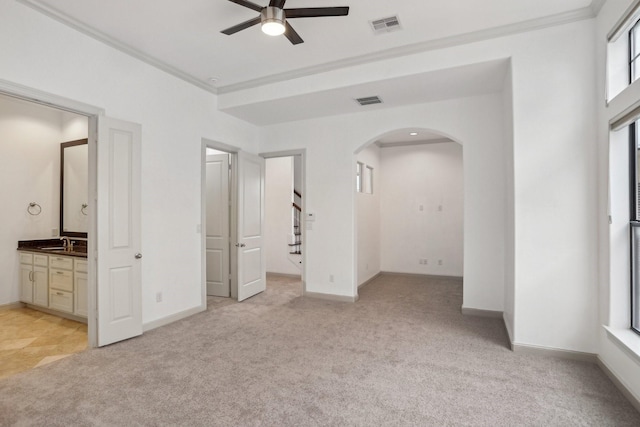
[370, 16, 401, 34]
[355, 96, 383, 106]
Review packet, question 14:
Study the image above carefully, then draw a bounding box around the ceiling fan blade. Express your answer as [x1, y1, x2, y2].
[284, 22, 304, 45]
[228, 0, 264, 13]
[284, 7, 349, 19]
[221, 16, 262, 35]
[269, 0, 287, 8]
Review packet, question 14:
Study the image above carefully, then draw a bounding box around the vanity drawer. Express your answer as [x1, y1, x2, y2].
[50, 256, 73, 270]
[49, 269, 73, 292]
[33, 255, 48, 267]
[49, 290, 73, 313]
[75, 259, 88, 273]
[19, 253, 33, 264]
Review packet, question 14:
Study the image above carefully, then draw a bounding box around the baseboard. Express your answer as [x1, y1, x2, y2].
[303, 291, 358, 303]
[24, 304, 87, 324]
[597, 356, 640, 414]
[380, 271, 463, 281]
[143, 305, 205, 332]
[0, 302, 24, 311]
[266, 272, 302, 279]
[461, 306, 503, 318]
[358, 272, 382, 289]
[512, 342, 597, 363]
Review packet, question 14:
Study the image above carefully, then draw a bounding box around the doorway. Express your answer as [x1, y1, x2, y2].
[262, 151, 305, 295]
[201, 140, 268, 305]
[204, 147, 233, 299]
[355, 130, 464, 290]
[0, 92, 91, 378]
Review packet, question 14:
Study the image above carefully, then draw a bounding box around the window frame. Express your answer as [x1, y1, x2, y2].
[356, 161, 363, 193]
[365, 165, 374, 194]
[630, 18, 640, 84]
[629, 122, 640, 334]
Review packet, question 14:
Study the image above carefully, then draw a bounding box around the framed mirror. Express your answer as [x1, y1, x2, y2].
[60, 139, 88, 238]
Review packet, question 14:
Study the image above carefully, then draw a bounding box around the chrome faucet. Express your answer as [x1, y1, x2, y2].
[60, 236, 72, 251]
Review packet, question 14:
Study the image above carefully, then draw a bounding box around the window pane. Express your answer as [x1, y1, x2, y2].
[365, 166, 374, 194]
[631, 21, 640, 83]
[632, 224, 640, 332]
[636, 123, 640, 220]
[356, 162, 363, 192]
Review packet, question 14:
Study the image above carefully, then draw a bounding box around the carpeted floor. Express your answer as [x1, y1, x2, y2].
[0, 274, 638, 426]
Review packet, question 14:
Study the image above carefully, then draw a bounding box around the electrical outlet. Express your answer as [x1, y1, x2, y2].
[424, 259, 428, 265]
[156, 292, 162, 303]
[329, 275, 334, 283]
[438, 260, 443, 266]
[52, 228, 59, 237]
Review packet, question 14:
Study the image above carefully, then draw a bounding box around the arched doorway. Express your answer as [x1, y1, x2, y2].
[354, 128, 464, 294]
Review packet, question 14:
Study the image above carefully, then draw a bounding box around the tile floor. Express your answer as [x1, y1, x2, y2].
[0, 307, 87, 379]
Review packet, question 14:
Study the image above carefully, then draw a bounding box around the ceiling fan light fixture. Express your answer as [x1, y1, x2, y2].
[261, 7, 286, 36]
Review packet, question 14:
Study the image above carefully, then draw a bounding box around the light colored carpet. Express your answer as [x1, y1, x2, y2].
[1, 274, 638, 426]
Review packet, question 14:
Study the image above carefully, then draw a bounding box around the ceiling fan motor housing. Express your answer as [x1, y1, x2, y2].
[261, 6, 286, 26]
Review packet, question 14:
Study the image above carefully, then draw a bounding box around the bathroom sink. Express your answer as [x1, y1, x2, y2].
[39, 246, 67, 251]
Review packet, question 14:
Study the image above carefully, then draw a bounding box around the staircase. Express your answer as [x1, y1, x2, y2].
[287, 189, 303, 270]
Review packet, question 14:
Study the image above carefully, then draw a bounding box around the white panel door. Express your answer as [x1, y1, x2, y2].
[96, 116, 142, 346]
[237, 151, 265, 302]
[206, 154, 230, 297]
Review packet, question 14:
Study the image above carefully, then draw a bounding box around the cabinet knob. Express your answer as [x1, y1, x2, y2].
[135, 253, 143, 259]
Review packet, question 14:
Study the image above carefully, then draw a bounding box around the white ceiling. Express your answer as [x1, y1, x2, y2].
[17, 0, 599, 125]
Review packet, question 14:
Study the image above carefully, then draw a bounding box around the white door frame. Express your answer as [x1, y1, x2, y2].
[0, 79, 103, 348]
[260, 149, 307, 293]
[200, 139, 240, 306]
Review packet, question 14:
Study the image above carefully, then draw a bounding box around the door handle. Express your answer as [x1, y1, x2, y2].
[135, 253, 143, 259]
[235, 243, 246, 248]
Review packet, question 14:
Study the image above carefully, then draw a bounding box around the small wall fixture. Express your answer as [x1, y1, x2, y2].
[261, 7, 286, 36]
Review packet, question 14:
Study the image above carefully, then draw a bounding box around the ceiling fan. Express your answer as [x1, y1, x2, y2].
[221, 0, 349, 45]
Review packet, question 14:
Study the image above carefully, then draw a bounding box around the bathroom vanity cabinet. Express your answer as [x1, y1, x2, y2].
[19, 250, 87, 319]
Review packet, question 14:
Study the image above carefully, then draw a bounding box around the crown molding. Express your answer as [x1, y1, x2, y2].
[218, 6, 596, 94]
[17, 0, 595, 97]
[16, 0, 217, 94]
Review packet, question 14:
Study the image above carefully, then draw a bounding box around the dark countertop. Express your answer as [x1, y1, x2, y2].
[17, 239, 88, 258]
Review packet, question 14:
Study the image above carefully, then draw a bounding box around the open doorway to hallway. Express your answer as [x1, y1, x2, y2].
[356, 129, 464, 290]
[264, 155, 304, 296]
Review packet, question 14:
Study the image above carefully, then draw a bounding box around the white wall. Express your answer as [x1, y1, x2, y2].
[356, 144, 381, 285]
[265, 156, 300, 276]
[262, 92, 506, 304]
[380, 142, 463, 277]
[596, 0, 640, 403]
[260, 18, 599, 353]
[0, 1, 260, 324]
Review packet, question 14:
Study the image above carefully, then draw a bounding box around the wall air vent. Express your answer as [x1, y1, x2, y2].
[370, 16, 401, 34]
[355, 96, 383, 106]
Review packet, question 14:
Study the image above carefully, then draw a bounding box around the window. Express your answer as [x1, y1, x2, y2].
[356, 162, 363, 192]
[364, 166, 374, 194]
[630, 19, 640, 83]
[630, 122, 640, 333]
[356, 162, 373, 194]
